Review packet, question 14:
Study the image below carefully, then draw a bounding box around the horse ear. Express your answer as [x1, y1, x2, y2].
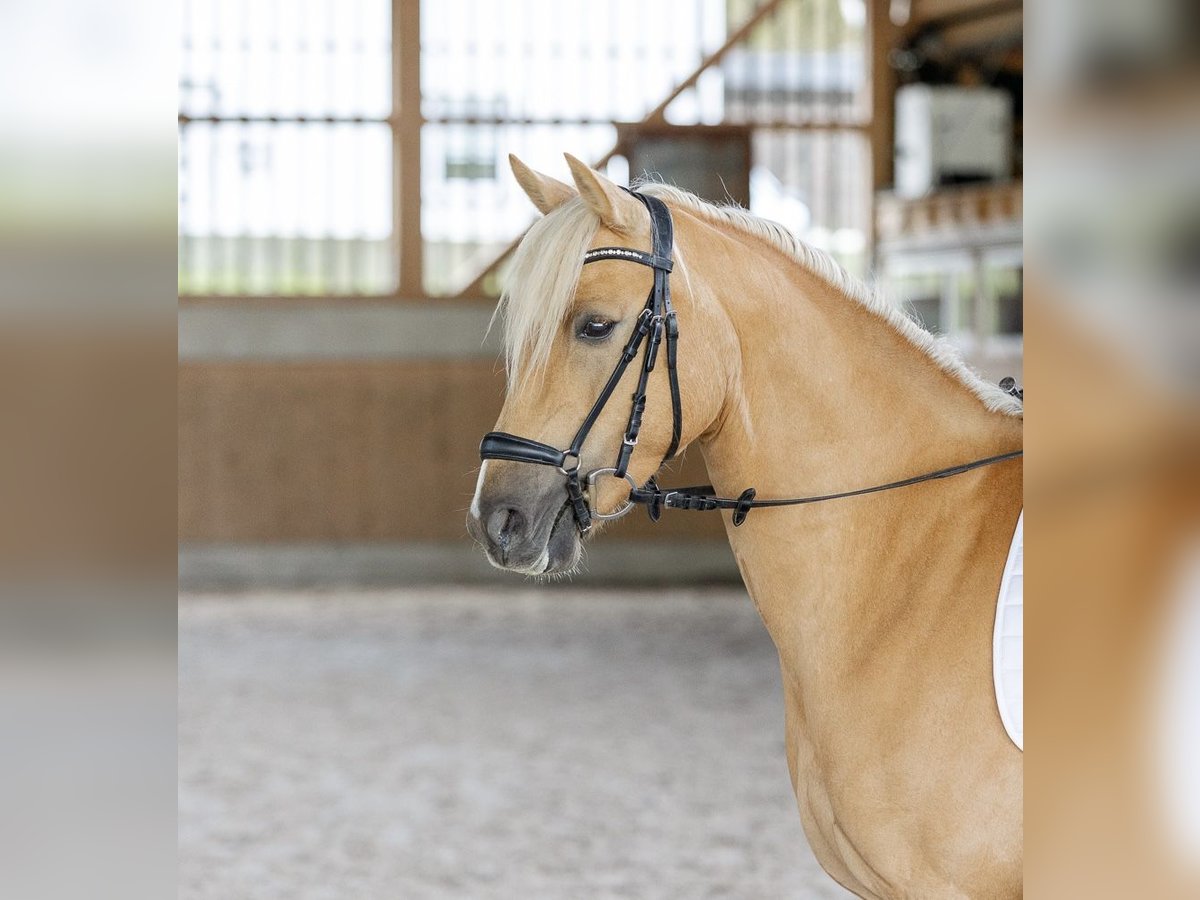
[564, 153, 640, 233]
[509, 154, 576, 215]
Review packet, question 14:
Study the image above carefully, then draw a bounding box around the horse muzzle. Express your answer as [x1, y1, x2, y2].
[467, 476, 582, 575]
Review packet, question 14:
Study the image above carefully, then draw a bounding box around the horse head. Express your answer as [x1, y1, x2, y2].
[467, 154, 728, 575]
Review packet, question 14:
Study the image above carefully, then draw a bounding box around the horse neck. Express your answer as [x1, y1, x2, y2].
[683, 221, 1023, 666]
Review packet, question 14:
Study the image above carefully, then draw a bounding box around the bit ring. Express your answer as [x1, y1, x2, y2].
[584, 468, 638, 521]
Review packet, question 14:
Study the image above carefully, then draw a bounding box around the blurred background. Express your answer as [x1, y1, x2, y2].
[175, 1, 1026, 896]
[5, 0, 1200, 897]
[177, 0, 1024, 589]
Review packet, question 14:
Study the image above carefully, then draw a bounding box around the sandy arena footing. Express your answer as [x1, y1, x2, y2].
[179, 587, 850, 899]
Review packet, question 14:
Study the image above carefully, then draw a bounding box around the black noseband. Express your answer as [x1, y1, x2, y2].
[479, 190, 683, 534]
[477, 432, 568, 469]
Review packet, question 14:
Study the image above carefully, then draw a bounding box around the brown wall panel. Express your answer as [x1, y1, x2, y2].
[179, 361, 725, 543]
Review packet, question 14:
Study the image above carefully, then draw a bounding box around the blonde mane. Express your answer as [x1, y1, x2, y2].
[497, 181, 1023, 416]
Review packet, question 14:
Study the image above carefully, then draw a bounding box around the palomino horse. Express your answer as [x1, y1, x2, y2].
[467, 153, 1023, 899]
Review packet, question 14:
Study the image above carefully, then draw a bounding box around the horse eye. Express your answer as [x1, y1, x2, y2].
[578, 318, 615, 340]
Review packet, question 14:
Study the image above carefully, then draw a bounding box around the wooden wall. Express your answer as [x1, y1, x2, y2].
[178, 358, 724, 544]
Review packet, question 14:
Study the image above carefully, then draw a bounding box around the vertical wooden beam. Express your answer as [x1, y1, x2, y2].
[868, 0, 900, 265]
[394, 0, 423, 296]
[869, 1, 898, 192]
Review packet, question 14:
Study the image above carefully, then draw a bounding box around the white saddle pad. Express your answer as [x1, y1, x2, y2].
[993, 511, 1023, 750]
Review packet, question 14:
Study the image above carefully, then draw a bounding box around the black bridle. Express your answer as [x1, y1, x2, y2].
[480, 190, 681, 534]
[479, 189, 1022, 535]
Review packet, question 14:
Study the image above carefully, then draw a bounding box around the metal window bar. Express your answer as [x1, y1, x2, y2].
[179, 0, 873, 300]
[180, 0, 395, 297]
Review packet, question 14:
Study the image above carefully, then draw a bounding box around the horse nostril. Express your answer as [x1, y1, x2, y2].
[485, 506, 526, 550]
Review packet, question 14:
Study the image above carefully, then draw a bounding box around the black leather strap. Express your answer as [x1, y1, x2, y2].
[478, 189, 683, 534]
[565, 307, 654, 457]
[630, 192, 682, 463]
[573, 192, 682, 473]
[663, 310, 682, 461]
[563, 470, 592, 532]
[479, 432, 567, 468]
[627, 450, 1024, 526]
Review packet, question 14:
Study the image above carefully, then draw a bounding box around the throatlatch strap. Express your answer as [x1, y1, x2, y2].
[663, 311, 681, 461]
[631, 192, 682, 463]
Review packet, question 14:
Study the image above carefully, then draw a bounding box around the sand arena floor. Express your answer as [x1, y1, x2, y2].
[179, 587, 851, 899]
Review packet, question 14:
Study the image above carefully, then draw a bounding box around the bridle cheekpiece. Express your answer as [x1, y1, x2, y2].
[478, 189, 682, 534]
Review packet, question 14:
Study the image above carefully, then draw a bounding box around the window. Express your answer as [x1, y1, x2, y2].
[179, 0, 872, 298]
[179, 0, 395, 295]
